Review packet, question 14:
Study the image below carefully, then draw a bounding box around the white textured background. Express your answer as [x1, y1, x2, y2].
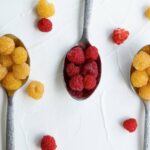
[0, 0, 150, 149]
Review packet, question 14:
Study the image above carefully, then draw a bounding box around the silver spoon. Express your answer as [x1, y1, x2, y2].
[63, 0, 102, 100]
[130, 46, 150, 150]
[3, 34, 30, 150]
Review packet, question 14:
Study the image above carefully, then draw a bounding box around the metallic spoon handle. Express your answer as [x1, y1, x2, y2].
[6, 96, 14, 150]
[144, 102, 150, 150]
[82, 0, 94, 40]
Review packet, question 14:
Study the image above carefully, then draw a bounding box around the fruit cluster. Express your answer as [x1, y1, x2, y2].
[0, 35, 30, 94]
[131, 45, 150, 100]
[36, 0, 55, 32]
[64, 45, 100, 99]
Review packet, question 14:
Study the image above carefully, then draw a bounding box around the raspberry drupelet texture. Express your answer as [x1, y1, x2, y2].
[123, 118, 137, 133]
[131, 70, 148, 88]
[12, 63, 30, 80]
[37, 0, 55, 18]
[0, 55, 13, 67]
[69, 75, 84, 91]
[85, 46, 98, 60]
[133, 51, 150, 71]
[66, 63, 80, 77]
[84, 75, 96, 90]
[0, 64, 7, 80]
[0, 36, 15, 55]
[41, 135, 57, 150]
[27, 81, 44, 100]
[2, 72, 22, 91]
[38, 18, 53, 32]
[67, 47, 85, 65]
[112, 28, 129, 45]
[82, 61, 98, 78]
[12, 47, 28, 64]
[139, 84, 150, 100]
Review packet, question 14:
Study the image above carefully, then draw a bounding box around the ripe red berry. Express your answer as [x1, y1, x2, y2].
[85, 46, 98, 60]
[37, 18, 53, 32]
[69, 75, 84, 91]
[84, 75, 96, 90]
[123, 118, 137, 133]
[82, 61, 98, 78]
[41, 135, 57, 150]
[67, 47, 85, 65]
[112, 28, 129, 45]
[66, 63, 80, 77]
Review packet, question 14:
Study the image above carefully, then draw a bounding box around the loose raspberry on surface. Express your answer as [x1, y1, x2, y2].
[85, 46, 98, 60]
[41, 135, 57, 150]
[112, 28, 129, 45]
[145, 6, 150, 20]
[123, 118, 137, 133]
[66, 63, 80, 77]
[69, 75, 84, 91]
[84, 75, 96, 90]
[82, 61, 98, 78]
[37, 18, 53, 32]
[67, 47, 85, 65]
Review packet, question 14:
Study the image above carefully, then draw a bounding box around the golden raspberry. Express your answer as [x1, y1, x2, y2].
[12, 47, 28, 64]
[12, 63, 30, 80]
[131, 70, 148, 88]
[0, 64, 7, 80]
[0, 55, 13, 67]
[0, 36, 15, 55]
[146, 67, 150, 76]
[37, 0, 55, 18]
[2, 72, 22, 91]
[139, 84, 150, 100]
[142, 45, 150, 54]
[132, 51, 150, 71]
[145, 7, 150, 20]
[27, 81, 44, 100]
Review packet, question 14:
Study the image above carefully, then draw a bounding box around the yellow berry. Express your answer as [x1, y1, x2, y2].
[27, 81, 44, 100]
[145, 7, 150, 20]
[142, 45, 150, 54]
[37, 0, 55, 18]
[12, 47, 28, 64]
[139, 84, 150, 100]
[2, 72, 22, 91]
[0, 64, 7, 80]
[146, 67, 150, 76]
[131, 70, 148, 88]
[0, 36, 15, 55]
[0, 55, 13, 67]
[132, 51, 150, 71]
[12, 63, 30, 80]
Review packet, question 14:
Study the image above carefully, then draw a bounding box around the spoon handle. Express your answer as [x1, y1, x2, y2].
[6, 96, 14, 150]
[144, 103, 150, 150]
[82, 0, 94, 40]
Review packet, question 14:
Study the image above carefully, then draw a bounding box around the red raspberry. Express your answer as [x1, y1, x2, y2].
[85, 46, 98, 60]
[69, 75, 84, 91]
[67, 47, 85, 64]
[41, 135, 57, 150]
[37, 18, 53, 32]
[112, 28, 129, 45]
[123, 118, 137, 133]
[84, 75, 96, 90]
[66, 63, 80, 77]
[82, 61, 98, 78]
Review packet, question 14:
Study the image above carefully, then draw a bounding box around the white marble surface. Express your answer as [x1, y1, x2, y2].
[0, 0, 150, 149]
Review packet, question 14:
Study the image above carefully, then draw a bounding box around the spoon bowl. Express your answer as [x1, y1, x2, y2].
[1, 34, 30, 150]
[130, 45, 150, 150]
[63, 0, 102, 100]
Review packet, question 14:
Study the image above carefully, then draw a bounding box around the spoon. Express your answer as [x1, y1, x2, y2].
[63, 0, 102, 100]
[130, 45, 150, 150]
[3, 34, 30, 150]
